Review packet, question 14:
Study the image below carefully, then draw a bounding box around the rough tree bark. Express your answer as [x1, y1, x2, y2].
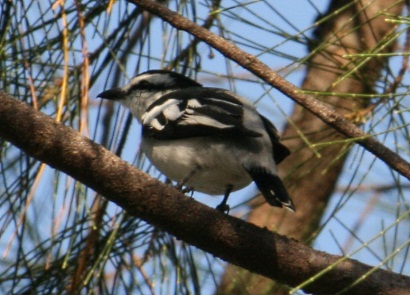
[218, 0, 406, 294]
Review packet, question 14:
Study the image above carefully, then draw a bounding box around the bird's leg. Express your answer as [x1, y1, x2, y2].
[216, 185, 233, 213]
[176, 167, 199, 194]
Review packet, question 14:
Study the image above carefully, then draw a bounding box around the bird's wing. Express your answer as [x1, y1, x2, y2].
[259, 115, 290, 164]
[141, 88, 262, 139]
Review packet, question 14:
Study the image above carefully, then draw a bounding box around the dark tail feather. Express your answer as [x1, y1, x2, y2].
[245, 167, 295, 211]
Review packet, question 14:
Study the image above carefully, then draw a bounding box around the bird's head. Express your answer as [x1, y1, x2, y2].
[98, 70, 202, 120]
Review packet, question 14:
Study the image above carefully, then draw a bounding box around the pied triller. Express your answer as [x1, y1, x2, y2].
[98, 70, 294, 212]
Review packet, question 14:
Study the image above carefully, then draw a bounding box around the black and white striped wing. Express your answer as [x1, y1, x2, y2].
[141, 88, 261, 139]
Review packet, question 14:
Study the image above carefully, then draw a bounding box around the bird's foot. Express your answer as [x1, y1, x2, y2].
[182, 186, 194, 196]
[215, 203, 230, 214]
[174, 181, 194, 196]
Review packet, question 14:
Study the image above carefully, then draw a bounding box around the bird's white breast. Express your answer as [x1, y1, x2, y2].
[141, 137, 253, 195]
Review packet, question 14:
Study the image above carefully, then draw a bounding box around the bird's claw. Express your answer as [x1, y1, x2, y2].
[216, 203, 230, 214]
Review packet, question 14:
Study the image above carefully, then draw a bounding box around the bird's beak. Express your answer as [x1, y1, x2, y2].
[97, 87, 126, 100]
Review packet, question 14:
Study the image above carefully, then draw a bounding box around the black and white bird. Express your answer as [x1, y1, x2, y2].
[98, 70, 294, 212]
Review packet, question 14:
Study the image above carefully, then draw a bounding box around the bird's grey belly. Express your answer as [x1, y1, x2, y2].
[141, 137, 252, 195]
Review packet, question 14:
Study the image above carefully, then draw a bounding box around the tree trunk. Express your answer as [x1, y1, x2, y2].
[218, 0, 405, 293]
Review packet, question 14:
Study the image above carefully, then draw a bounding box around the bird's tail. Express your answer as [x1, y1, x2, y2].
[245, 166, 295, 211]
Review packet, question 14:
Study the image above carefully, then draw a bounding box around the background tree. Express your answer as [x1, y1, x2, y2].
[0, 0, 409, 294]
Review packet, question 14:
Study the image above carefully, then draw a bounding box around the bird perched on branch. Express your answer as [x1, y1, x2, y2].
[98, 70, 294, 212]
